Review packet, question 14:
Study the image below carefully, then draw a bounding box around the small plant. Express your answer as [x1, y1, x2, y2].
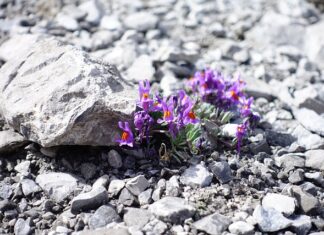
[116, 69, 259, 162]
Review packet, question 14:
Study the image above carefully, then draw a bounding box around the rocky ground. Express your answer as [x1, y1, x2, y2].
[0, 0, 324, 234]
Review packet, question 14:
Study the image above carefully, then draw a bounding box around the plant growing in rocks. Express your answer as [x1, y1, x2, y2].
[117, 69, 259, 162]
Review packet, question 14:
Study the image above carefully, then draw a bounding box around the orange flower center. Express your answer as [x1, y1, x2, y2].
[188, 111, 196, 120]
[202, 83, 208, 89]
[154, 101, 159, 106]
[243, 105, 249, 110]
[142, 93, 149, 99]
[121, 131, 129, 140]
[164, 111, 171, 118]
[230, 90, 239, 100]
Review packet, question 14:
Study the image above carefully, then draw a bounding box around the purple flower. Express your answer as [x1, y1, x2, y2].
[138, 80, 153, 111]
[134, 111, 154, 140]
[158, 99, 174, 124]
[240, 97, 253, 117]
[236, 122, 248, 153]
[116, 121, 134, 147]
[183, 102, 199, 125]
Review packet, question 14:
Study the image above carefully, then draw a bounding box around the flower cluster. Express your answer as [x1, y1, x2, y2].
[116, 68, 259, 155]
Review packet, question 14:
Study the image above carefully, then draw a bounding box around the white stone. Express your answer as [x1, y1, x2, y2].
[180, 163, 213, 188]
[124, 12, 158, 31]
[262, 193, 296, 216]
[127, 55, 155, 82]
[228, 221, 254, 235]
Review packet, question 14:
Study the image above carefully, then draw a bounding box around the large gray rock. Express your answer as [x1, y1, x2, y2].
[0, 35, 137, 147]
[36, 172, 79, 203]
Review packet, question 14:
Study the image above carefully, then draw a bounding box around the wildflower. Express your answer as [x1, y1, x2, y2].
[236, 122, 248, 153]
[183, 103, 199, 125]
[116, 121, 134, 147]
[158, 99, 174, 124]
[240, 97, 253, 117]
[138, 80, 153, 111]
[134, 111, 154, 140]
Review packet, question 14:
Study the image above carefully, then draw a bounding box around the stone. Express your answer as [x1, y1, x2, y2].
[108, 179, 125, 196]
[220, 124, 239, 138]
[305, 150, 324, 171]
[14, 161, 30, 174]
[291, 125, 324, 150]
[274, 153, 305, 169]
[89, 205, 120, 229]
[125, 175, 150, 196]
[289, 169, 304, 184]
[0, 130, 27, 153]
[0, 36, 137, 147]
[78, 227, 129, 235]
[79, 0, 102, 25]
[124, 208, 152, 229]
[249, 139, 271, 154]
[293, 86, 324, 114]
[193, 213, 231, 235]
[143, 218, 168, 235]
[36, 172, 78, 203]
[124, 12, 158, 31]
[165, 176, 180, 197]
[0, 183, 12, 199]
[14, 218, 31, 235]
[100, 15, 122, 31]
[208, 161, 232, 184]
[293, 108, 324, 136]
[118, 188, 135, 206]
[71, 186, 108, 214]
[127, 55, 155, 82]
[180, 163, 213, 187]
[21, 179, 41, 196]
[149, 197, 196, 223]
[56, 13, 79, 31]
[253, 205, 292, 232]
[304, 21, 324, 69]
[62, 4, 87, 21]
[107, 150, 123, 169]
[80, 163, 97, 180]
[262, 193, 296, 216]
[93, 175, 109, 189]
[228, 221, 254, 235]
[138, 188, 153, 205]
[291, 215, 312, 235]
[289, 186, 320, 214]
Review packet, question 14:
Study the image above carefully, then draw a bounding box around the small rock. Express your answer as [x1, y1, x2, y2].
[291, 125, 324, 150]
[165, 176, 180, 197]
[289, 169, 304, 184]
[291, 215, 312, 235]
[124, 12, 158, 31]
[80, 163, 97, 180]
[208, 161, 233, 184]
[0, 130, 27, 153]
[228, 221, 254, 235]
[149, 197, 196, 223]
[126, 175, 150, 196]
[36, 172, 78, 203]
[180, 163, 213, 187]
[14, 161, 30, 174]
[274, 153, 305, 169]
[89, 205, 120, 229]
[14, 218, 31, 235]
[108, 150, 123, 169]
[305, 149, 324, 171]
[138, 188, 153, 205]
[253, 205, 292, 232]
[289, 186, 320, 214]
[79, 0, 102, 25]
[124, 208, 152, 230]
[293, 108, 324, 136]
[93, 175, 109, 189]
[71, 186, 108, 214]
[100, 15, 122, 31]
[21, 179, 41, 196]
[56, 13, 79, 31]
[193, 213, 231, 235]
[108, 179, 125, 196]
[262, 193, 296, 216]
[118, 188, 135, 206]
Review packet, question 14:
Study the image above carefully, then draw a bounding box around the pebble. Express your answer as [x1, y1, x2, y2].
[180, 163, 213, 187]
[124, 12, 158, 31]
[88, 205, 120, 229]
[289, 186, 320, 214]
[21, 179, 41, 196]
[293, 108, 324, 136]
[127, 55, 155, 82]
[149, 197, 196, 223]
[138, 188, 153, 205]
[108, 179, 125, 196]
[125, 175, 150, 196]
[80, 163, 97, 180]
[228, 221, 254, 235]
[107, 150, 123, 169]
[14, 161, 30, 174]
[305, 149, 324, 171]
[123, 208, 152, 230]
[208, 161, 233, 184]
[193, 213, 231, 235]
[14, 218, 31, 235]
[262, 193, 296, 216]
[118, 188, 135, 206]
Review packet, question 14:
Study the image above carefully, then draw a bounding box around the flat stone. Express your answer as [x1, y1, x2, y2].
[293, 108, 324, 136]
[228, 221, 254, 235]
[208, 161, 232, 184]
[305, 149, 324, 171]
[253, 205, 292, 232]
[124, 12, 158, 31]
[125, 175, 149, 196]
[21, 179, 41, 196]
[193, 213, 231, 235]
[274, 153, 305, 168]
[149, 197, 196, 223]
[262, 193, 296, 216]
[36, 172, 78, 203]
[0, 130, 27, 153]
[124, 208, 152, 229]
[71, 186, 108, 214]
[14, 161, 30, 174]
[289, 186, 320, 214]
[291, 125, 324, 150]
[89, 205, 120, 230]
[0, 36, 137, 147]
[180, 163, 213, 187]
